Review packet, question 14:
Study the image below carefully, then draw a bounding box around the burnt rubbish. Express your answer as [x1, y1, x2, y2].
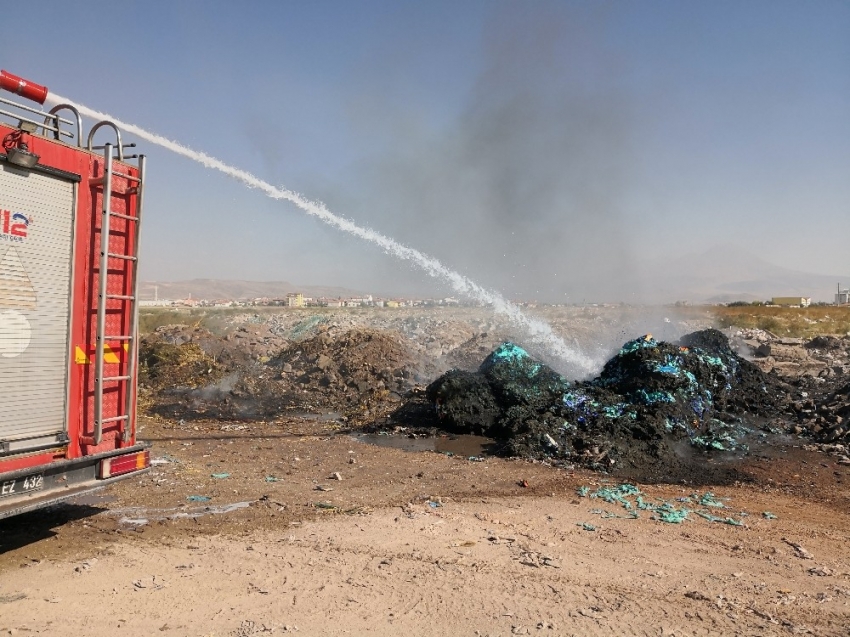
[426, 329, 790, 469]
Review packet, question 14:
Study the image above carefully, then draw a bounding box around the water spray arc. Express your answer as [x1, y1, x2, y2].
[45, 92, 595, 376]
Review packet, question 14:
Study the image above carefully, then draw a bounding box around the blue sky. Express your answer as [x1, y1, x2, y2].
[3, 1, 848, 301]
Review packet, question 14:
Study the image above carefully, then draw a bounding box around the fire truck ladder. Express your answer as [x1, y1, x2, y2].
[91, 139, 146, 445]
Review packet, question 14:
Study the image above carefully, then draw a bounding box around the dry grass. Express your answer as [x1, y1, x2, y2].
[711, 305, 850, 338]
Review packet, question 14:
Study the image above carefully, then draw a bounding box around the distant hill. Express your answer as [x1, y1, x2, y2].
[141, 247, 848, 305]
[636, 245, 847, 304]
[139, 279, 365, 302]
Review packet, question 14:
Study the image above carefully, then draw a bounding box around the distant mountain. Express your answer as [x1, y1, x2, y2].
[637, 245, 847, 303]
[141, 246, 847, 305]
[139, 279, 366, 302]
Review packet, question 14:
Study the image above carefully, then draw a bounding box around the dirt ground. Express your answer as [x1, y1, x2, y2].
[2, 414, 849, 636]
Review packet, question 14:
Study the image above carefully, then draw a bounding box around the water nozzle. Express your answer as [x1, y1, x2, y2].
[0, 70, 48, 105]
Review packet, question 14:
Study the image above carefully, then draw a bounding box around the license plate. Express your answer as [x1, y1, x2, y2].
[0, 473, 44, 498]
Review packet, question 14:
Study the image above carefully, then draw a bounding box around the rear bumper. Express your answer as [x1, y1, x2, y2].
[0, 444, 150, 520]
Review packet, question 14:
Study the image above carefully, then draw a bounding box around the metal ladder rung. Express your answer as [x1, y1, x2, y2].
[109, 211, 139, 222]
[111, 170, 141, 182]
[100, 375, 131, 383]
[107, 252, 137, 261]
[103, 335, 134, 341]
[106, 294, 135, 301]
[99, 415, 129, 424]
[89, 172, 141, 185]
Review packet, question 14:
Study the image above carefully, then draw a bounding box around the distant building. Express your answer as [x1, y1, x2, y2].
[286, 292, 304, 308]
[772, 296, 811, 307]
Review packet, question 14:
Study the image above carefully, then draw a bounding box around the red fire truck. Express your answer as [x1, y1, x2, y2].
[0, 70, 150, 519]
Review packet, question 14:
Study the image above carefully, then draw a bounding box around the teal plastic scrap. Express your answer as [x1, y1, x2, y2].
[577, 522, 596, 531]
[698, 492, 725, 508]
[602, 404, 625, 418]
[620, 335, 658, 354]
[187, 495, 211, 502]
[593, 487, 634, 510]
[636, 389, 676, 405]
[651, 502, 690, 524]
[657, 502, 687, 522]
[211, 473, 230, 479]
[485, 342, 543, 377]
[578, 483, 748, 527]
[762, 511, 778, 519]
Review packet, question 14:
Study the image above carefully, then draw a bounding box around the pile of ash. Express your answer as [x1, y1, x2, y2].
[425, 329, 794, 478]
[139, 325, 422, 422]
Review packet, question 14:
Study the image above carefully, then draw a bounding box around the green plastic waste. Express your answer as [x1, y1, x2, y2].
[577, 483, 749, 527]
[698, 492, 725, 508]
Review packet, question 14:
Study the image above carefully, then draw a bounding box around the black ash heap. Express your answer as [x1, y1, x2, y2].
[426, 329, 790, 471]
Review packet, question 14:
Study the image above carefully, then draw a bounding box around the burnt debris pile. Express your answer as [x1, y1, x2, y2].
[426, 329, 791, 473]
[140, 324, 421, 422]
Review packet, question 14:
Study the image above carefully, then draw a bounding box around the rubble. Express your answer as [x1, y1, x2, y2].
[137, 308, 850, 478]
[140, 324, 421, 423]
[426, 329, 794, 476]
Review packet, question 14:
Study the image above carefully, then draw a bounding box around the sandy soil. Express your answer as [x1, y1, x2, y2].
[1, 415, 849, 636]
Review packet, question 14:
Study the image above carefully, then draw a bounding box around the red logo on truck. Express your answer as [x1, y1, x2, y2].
[1, 209, 29, 241]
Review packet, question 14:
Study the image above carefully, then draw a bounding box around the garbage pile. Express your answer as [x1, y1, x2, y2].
[426, 329, 793, 475]
[140, 325, 421, 422]
[732, 328, 850, 444]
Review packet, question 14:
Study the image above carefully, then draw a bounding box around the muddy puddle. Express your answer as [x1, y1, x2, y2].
[353, 433, 495, 457]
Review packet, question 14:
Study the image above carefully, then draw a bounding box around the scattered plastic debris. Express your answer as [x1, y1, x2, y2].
[698, 493, 725, 508]
[577, 483, 747, 526]
[211, 473, 230, 479]
[577, 522, 596, 531]
[187, 495, 211, 502]
[762, 511, 777, 519]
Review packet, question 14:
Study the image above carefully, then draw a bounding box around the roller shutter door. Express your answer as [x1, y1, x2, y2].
[0, 162, 74, 452]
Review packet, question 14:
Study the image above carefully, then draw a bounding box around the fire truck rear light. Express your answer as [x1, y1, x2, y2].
[0, 70, 48, 105]
[99, 450, 150, 479]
